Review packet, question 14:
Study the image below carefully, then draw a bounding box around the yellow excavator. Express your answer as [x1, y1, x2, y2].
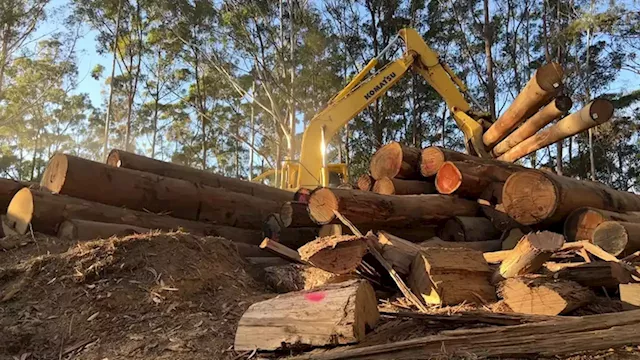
[253, 28, 492, 190]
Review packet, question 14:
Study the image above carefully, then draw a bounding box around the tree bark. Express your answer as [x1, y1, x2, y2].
[234, 279, 379, 351]
[592, 221, 640, 257]
[369, 142, 422, 180]
[107, 149, 292, 202]
[492, 96, 572, 157]
[307, 188, 478, 229]
[498, 99, 614, 162]
[564, 207, 640, 242]
[298, 235, 367, 275]
[58, 219, 150, 241]
[435, 161, 517, 198]
[439, 216, 501, 242]
[0, 178, 26, 213]
[493, 231, 564, 282]
[421, 146, 526, 178]
[356, 174, 375, 191]
[372, 177, 435, 195]
[483, 62, 563, 149]
[280, 201, 314, 228]
[502, 170, 640, 225]
[500, 277, 594, 315]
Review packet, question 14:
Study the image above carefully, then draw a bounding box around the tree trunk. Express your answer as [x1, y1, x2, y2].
[493, 231, 564, 282]
[592, 221, 640, 257]
[58, 219, 150, 241]
[372, 177, 435, 195]
[108, 149, 293, 203]
[492, 96, 572, 157]
[483, 0, 497, 120]
[482, 62, 563, 149]
[500, 277, 594, 315]
[298, 235, 367, 275]
[421, 147, 525, 178]
[563, 207, 640, 242]
[234, 279, 379, 351]
[439, 217, 501, 242]
[307, 188, 478, 229]
[498, 99, 614, 162]
[103, 0, 122, 160]
[280, 201, 314, 228]
[369, 142, 421, 180]
[356, 174, 375, 191]
[502, 170, 640, 225]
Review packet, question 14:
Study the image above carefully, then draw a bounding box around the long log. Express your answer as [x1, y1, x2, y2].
[502, 170, 640, 225]
[107, 149, 292, 202]
[438, 216, 501, 242]
[483, 62, 564, 149]
[542, 262, 631, 288]
[356, 174, 375, 191]
[369, 142, 421, 180]
[372, 177, 435, 195]
[592, 221, 640, 257]
[58, 219, 150, 241]
[41, 153, 279, 227]
[498, 99, 614, 162]
[493, 231, 564, 282]
[492, 95, 572, 157]
[420, 147, 526, 178]
[564, 207, 640, 242]
[307, 188, 478, 229]
[289, 309, 640, 360]
[280, 201, 314, 228]
[234, 279, 379, 351]
[499, 277, 594, 315]
[435, 161, 517, 198]
[3, 188, 274, 246]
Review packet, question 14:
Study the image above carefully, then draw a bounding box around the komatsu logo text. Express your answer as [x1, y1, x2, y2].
[364, 72, 397, 100]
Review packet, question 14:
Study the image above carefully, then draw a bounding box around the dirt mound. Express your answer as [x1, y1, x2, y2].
[0, 231, 270, 359]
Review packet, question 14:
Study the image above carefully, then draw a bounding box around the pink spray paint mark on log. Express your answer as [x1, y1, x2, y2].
[304, 291, 326, 302]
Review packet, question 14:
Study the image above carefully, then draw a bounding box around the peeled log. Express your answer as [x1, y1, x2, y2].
[308, 188, 478, 229]
[372, 177, 435, 195]
[483, 63, 564, 149]
[298, 235, 368, 274]
[500, 277, 594, 315]
[58, 219, 150, 241]
[493, 231, 564, 282]
[502, 170, 640, 225]
[492, 96, 572, 157]
[234, 279, 379, 351]
[107, 149, 292, 202]
[564, 207, 640, 242]
[499, 99, 614, 162]
[439, 217, 501, 242]
[592, 221, 640, 257]
[357, 174, 375, 191]
[369, 142, 421, 180]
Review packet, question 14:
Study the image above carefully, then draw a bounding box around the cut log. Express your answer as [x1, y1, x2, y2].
[307, 188, 478, 229]
[435, 161, 516, 198]
[479, 182, 504, 205]
[420, 146, 526, 178]
[369, 142, 421, 180]
[298, 235, 368, 274]
[356, 174, 375, 191]
[409, 247, 496, 305]
[234, 279, 379, 351]
[280, 201, 314, 228]
[438, 216, 501, 242]
[620, 283, 640, 308]
[542, 262, 632, 288]
[380, 226, 437, 243]
[58, 219, 150, 241]
[492, 95, 573, 157]
[419, 238, 503, 252]
[289, 309, 640, 360]
[3, 188, 277, 247]
[501, 228, 526, 250]
[592, 221, 640, 257]
[499, 99, 614, 162]
[263, 264, 355, 293]
[493, 231, 564, 282]
[375, 231, 423, 276]
[260, 238, 305, 263]
[481, 204, 525, 232]
[372, 177, 435, 195]
[502, 170, 640, 225]
[294, 188, 312, 203]
[107, 149, 292, 202]
[0, 178, 27, 213]
[500, 277, 594, 315]
[262, 212, 319, 245]
[564, 207, 640, 242]
[483, 62, 564, 149]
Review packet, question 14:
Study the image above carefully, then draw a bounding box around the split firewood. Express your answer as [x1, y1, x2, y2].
[234, 279, 379, 351]
[307, 187, 478, 229]
[499, 277, 594, 315]
[297, 235, 368, 274]
[58, 219, 150, 241]
[356, 174, 375, 191]
[438, 216, 501, 242]
[263, 263, 355, 293]
[542, 262, 632, 288]
[483, 62, 564, 149]
[369, 142, 421, 180]
[502, 170, 640, 225]
[260, 238, 305, 263]
[372, 177, 435, 195]
[564, 207, 640, 242]
[493, 231, 564, 283]
[592, 221, 640, 257]
[620, 283, 640, 309]
[409, 247, 496, 306]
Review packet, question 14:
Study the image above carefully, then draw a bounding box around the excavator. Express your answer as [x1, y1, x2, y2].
[252, 28, 492, 190]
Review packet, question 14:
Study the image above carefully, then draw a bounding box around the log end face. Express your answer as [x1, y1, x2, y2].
[356, 174, 374, 192]
[40, 153, 68, 193]
[5, 187, 34, 235]
[503, 171, 557, 225]
[353, 280, 380, 341]
[564, 207, 606, 242]
[593, 221, 628, 256]
[57, 220, 76, 240]
[434, 162, 462, 195]
[420, 147, 444, 177]
[370, 142, 403, 180]
[372, 177, 394, 195]
[589, 99, 615, 125]
[555, 95, 573, 113]
[308, 188, 338, 225]
[280, 203, 294, 228]
[105, 149, 122, 167]
[535, 62, 564, 92]
[527, 231, 565, 251]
